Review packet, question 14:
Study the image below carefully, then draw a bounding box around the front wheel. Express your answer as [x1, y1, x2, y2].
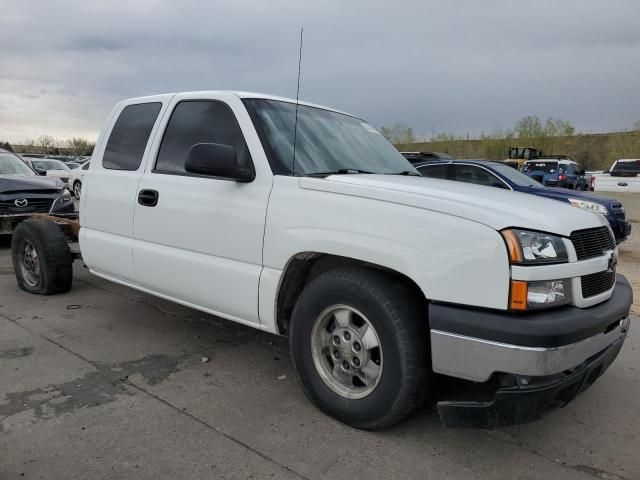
[289, 267, 430, 430]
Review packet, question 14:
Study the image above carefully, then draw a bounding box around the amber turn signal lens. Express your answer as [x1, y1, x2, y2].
[510, 280, 528, 310]
[501, 229, 523, 264]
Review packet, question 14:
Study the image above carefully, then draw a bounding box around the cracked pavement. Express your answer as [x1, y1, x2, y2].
[0, 236, 638, 480]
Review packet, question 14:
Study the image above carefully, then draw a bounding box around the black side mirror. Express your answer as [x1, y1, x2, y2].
[184, 143, 254, 182]
[579, 170, 586, 176]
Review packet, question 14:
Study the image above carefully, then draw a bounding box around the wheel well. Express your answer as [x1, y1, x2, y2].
[275, 253, 428, 335]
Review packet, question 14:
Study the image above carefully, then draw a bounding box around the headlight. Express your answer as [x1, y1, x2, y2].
[568, 198, 608, 216]
[510, 279, 571, 310]
[501, 229, 568, 265]
[53, 191, 72, 206]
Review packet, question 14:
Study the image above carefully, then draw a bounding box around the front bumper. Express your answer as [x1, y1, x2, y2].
[438, 332, 627, 428]
[430, 274, 632, 427]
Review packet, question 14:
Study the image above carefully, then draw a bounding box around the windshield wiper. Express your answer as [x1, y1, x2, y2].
[305, 168, 374, 177]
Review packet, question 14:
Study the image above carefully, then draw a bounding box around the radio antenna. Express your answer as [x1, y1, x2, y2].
[292, 27, 303, 177]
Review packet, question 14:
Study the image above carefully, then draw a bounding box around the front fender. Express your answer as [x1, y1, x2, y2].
[259, 177, 510, 331]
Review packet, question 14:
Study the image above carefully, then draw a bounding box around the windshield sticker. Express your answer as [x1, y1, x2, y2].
[361, 123, 381, 135]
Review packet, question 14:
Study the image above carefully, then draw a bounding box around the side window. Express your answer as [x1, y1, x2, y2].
[155, 100, 252, 175]
[82, 163, 90, 170]
[453, 165, 506, 188]
[417, 164, 450, 180]
[103, 103, 162, 171]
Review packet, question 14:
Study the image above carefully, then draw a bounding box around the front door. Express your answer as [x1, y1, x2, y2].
[132, 93, 272, 325]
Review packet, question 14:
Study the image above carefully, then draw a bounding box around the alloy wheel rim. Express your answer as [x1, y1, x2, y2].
[20, 240, 41, 288]
[310, 304, 383, 399]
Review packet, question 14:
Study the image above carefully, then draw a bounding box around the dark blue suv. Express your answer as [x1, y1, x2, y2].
[414, 159, 631, 243]
[521, 158, 589, 190]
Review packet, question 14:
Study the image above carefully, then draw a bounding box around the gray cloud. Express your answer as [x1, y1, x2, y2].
[1, 0, 639, 143]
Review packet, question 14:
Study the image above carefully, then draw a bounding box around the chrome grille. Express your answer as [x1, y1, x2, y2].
[0, 198, 53, 214]
[570, 227, 615, 261]
[581, 270, 616, 298]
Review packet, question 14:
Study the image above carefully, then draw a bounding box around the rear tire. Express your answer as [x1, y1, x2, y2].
[11, 220, 73, 295]
[289, 267, 430, 430]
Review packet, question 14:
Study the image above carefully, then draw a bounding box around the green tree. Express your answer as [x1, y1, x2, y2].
[85, 143, 95, 156]
[36, 135, 55, 154]
[66, 137, 91, 156]
[379, 123, 417, 145]
[544, 118, 575, 137]
[514, 115, 544, 140]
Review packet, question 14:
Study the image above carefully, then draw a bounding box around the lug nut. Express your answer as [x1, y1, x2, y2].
[343, 331, 351, 341]
[352, 357, 361, 368]
[333, 335, 340, 345]
[342, 361, 350, 370]
[353, 342, 361, 352]
[332, 350, 340, 360]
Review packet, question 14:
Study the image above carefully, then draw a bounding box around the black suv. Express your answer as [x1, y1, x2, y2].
[0, 149, 75, 234]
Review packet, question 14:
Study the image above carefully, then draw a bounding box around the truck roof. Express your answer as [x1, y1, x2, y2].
[119, 90, 357, 119]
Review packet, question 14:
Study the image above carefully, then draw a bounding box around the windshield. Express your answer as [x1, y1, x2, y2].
[244, 99, 416, 176]
[0, 152, 36, 176]
[32, 159, 70, 171]
[522, 161, 558, 174]
[489, 162, 543, 187]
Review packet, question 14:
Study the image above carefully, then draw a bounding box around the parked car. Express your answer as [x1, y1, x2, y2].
[416, 159, 631, 243]
[10, 91, 632, 430]
[0, 148, 75, 234]
[522, 158, 588, 190]
[68, 161, 90, 198]
[591, 159, 640, 192]
[29, 158, 72, 185]
[400, 151, 454, 164]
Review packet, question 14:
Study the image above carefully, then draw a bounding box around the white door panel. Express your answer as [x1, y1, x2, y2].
[133, 236, 263, 322]
[133, 174, 270, 322]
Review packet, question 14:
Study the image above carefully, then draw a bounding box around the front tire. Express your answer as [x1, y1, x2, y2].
[11, 220, 73, 295]
[289, 267, 429, 430]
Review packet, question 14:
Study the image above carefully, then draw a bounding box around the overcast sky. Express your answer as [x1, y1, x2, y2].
[1, 0, 639, 143]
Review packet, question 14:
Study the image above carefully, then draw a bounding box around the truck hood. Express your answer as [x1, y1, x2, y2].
[527, 186, 618, 207]
[299, 175, 606, 236]
[0, 175, 64, 194]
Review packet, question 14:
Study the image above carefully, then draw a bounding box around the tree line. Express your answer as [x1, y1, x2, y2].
[381, 117, 640, 170]
[0, 135, 95, 156]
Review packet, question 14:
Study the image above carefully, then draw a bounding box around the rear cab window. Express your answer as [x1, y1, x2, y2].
[523, 161, 558, 174]
[102, 102, 162, 171]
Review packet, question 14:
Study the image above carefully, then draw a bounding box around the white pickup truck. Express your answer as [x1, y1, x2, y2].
[10, 91, 633, 430]
[591, 159, 640, 192]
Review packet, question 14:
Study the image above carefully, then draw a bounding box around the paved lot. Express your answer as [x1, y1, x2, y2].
[0, 236, 639, 480]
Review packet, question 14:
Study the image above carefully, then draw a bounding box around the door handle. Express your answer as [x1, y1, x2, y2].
[138, 189, 159, 207]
